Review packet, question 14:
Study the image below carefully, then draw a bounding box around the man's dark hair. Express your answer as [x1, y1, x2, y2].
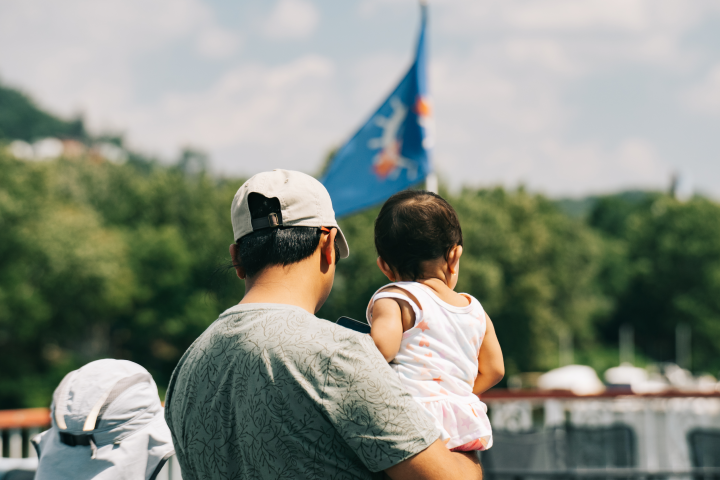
[374, 190, 463, 281]
[236, 193, 340, 277]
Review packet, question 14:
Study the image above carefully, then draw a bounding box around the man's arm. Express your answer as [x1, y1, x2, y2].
[322, 332, 480, 476]
[385, 440, 483, 480]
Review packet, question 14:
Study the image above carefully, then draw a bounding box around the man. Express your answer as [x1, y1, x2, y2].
[165, 169, 483, 479]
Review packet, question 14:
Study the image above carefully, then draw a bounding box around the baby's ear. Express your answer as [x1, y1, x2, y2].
[448, 245, 463, 274]
[376, 257, 396, 282]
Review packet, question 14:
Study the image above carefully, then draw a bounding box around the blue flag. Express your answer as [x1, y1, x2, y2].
[321, 5, 433, 217]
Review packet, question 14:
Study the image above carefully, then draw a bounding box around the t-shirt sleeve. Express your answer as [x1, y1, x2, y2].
[321, 333, 440, 472]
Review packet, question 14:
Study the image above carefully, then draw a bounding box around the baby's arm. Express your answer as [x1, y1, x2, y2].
[370, 289, 417, 362]
[472, 313, 504, 395]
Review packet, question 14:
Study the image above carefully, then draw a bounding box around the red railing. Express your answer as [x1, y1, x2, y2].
[1, 389, 719, 459]
[480, 388, 720, 401]
[1, 388, 718, 429]
[0, 408, 50, 430]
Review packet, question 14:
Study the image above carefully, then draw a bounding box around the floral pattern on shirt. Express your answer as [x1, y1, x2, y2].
[165, 304, 439, 480]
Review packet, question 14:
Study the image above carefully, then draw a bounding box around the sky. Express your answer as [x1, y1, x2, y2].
[2, 0, 720, 197]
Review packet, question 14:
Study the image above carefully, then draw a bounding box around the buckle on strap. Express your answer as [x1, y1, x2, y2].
[59, 432, 94, 447]
[251, 212, 282, 231]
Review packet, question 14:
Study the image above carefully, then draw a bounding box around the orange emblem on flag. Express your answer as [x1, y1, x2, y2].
[414, 96, 432, 117]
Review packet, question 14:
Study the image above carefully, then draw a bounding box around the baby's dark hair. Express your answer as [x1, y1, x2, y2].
[374, 190, 463, 281]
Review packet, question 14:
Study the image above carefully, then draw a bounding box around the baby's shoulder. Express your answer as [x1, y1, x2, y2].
[460, 293, 487, 322]
[371, 285, 423, 331]
[374, 285, 423, 312]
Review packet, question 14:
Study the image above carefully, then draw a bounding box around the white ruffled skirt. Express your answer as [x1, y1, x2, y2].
[418, 398, 493, 451]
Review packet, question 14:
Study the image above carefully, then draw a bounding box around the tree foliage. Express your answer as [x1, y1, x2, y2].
[3, 149, 720, 408]
[591, 194, 720, 373]
[0, 152, 243, 407]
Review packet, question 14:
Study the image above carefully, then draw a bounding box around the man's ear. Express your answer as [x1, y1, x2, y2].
[376, 257, 396, 282]
[447, 244, 463, 275]
[321, 228, 337, 267]
[229, 244, 246, 279]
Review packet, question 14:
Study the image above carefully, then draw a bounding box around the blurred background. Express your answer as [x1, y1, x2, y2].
[2, 0, 720, 456]
[5, 0, 720, 475]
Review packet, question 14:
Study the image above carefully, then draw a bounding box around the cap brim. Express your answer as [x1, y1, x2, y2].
[334, 226, 350, 259]
[33, 417, 174, 480]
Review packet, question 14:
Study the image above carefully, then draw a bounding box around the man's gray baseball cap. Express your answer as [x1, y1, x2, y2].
[231, 169, 349, 258]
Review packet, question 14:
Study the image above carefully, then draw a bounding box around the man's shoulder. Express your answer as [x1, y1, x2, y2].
[200, 303, 374, 357]
[167, 304, 376, 403]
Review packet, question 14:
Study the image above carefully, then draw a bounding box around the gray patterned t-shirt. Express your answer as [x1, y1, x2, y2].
[165, 303, 439, 480]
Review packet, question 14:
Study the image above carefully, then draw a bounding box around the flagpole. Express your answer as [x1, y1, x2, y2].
[419, 0, 436, 194]
[321, 0, 435, 215]
[426, 173, 438, 194]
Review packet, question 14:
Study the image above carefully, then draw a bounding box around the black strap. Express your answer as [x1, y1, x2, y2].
[59, 432, 94, 447]
[148, 457, 171, 480]
[251, 212, 282, 230]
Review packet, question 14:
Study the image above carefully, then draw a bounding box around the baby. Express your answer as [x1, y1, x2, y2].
[367, 190, 505, 452]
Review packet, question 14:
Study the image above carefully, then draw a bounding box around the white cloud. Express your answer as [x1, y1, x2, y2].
[533, 138, 669, 194]
[0, 0, 240, 125]
[424, 27, 676, 194]
[2, 0, 719, 195]
[683, 65, 720, 115]
[121, 55, 340, 172]
[432, 0, 714, 33]
[503, 39, 577, 75]
[436, 137, 669, 196]
[0, 0, 329, 173]
[398, 0, 720, 195]
[196, 27, 242, 59]
[345, 53, 408, 110]
[502, 0, 648, 31]
[429, 0, 717, 73]
[263, 0, 320, 40]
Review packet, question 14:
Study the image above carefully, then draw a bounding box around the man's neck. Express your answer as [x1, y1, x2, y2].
[239, 257, 324, 314]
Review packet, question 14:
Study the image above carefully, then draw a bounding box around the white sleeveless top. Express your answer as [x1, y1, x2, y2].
[366, 282, 493, 450]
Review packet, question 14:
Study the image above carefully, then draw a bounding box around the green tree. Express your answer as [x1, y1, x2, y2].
[452, 188, 609, 375]
[590, 194, 720, 374]
[0, 152, 244, 408]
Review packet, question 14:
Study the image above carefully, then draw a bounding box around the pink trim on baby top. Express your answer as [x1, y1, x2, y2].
[451, 438, 489, 452]
[366, 290, 423, 327]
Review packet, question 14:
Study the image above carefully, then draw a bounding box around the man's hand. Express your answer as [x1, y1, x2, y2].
[384, 439, 483, 480]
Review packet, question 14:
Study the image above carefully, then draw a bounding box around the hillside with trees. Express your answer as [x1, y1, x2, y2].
[0, 83, 86, 142]
[2, 82, 720, 408]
